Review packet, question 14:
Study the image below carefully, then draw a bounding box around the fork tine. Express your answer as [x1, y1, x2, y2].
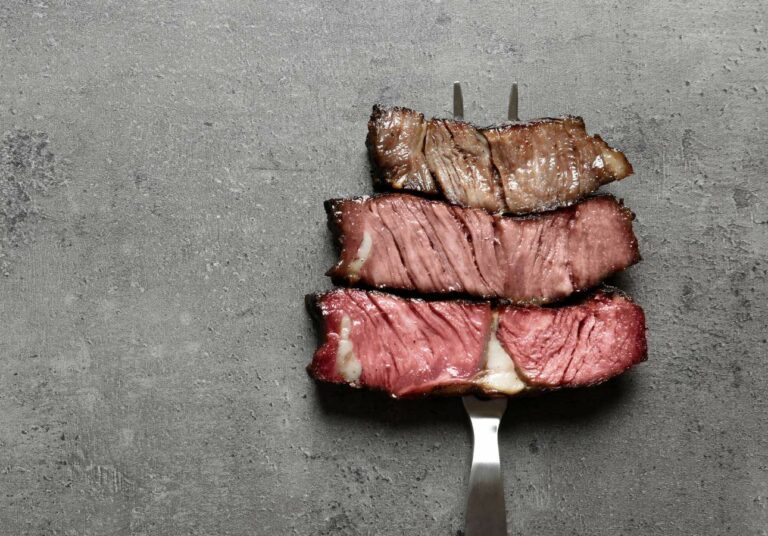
[508, 83, 519, 121]
[453, 81, 464, 120]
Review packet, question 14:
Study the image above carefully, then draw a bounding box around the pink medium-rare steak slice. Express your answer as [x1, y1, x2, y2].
[307, 288, 647, 398]
[367, 106, 633, 214]
[307, 289, 492, 398]
[325, 194, 639, 304]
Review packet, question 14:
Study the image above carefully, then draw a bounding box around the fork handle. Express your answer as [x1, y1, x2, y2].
[465, 416, 508, 535]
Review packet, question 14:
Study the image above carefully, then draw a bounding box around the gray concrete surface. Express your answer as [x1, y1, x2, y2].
[1, 1, 766, 534]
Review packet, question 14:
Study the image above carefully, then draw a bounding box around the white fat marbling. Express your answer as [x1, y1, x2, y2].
[600, 149, 624, 174]
[477, 314, 526, 395]
[336, 315, 362, 383]
[347, 231, 372, 279]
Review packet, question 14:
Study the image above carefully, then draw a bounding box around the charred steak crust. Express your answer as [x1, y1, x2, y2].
[304, 293, 330, 380]
[367, 106, 633, 214]
[307, 288, 647, 398]
[614, 199, 641, 262]
[323, 198, 346, 254]
[325, 193, 640, 303]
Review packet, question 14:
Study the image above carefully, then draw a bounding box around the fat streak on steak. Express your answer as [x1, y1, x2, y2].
[307, 288, 647, 398]
[367, 106, 633, 214]
[326, 193, 639, 304]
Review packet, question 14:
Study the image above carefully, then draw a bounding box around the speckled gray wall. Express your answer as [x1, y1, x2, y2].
[1, 1, 766, 535]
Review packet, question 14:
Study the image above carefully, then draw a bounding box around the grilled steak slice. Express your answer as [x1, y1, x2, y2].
[307, 288, 647, 398]
[326, 194, 639, 304]
[366, 105, 435, 191]
[367, 106, 633, 214]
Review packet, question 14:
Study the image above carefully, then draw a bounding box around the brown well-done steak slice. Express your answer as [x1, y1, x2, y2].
[366, 105, 435, 191]
[307, 288, 647, 398]
[326, 194, 639, 304]
[367, 106, 632, 214]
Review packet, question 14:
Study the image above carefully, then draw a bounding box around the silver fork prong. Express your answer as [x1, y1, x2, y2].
[463, 396, 508, 536]
[453, 81, 464, 120]
[508, 83, 519, 121]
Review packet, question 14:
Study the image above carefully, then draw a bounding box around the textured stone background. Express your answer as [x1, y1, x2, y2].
[1, 1, 766, 535]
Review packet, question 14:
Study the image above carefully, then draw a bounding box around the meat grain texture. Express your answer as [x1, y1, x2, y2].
[327, 193, 639, 303]
[1, 1, 766, 535]
[368, 106, 633, 213]
[308, 289, 647, 398]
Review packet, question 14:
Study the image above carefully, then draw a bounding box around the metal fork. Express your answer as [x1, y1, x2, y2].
[458, 81, 518, 536]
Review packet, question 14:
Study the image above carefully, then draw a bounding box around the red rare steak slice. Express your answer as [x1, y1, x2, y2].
[326, 193, 640, 304]
[307, 288, 647, 398]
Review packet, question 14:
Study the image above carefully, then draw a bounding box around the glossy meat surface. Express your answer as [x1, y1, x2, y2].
[308, 289, 647, 398]
[484, 117, 633, 213]
[326, 194, 639, 304]
[367, 106, 633, 214]
[424, 119, 503, 211]
[366, 105, 435, 191]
